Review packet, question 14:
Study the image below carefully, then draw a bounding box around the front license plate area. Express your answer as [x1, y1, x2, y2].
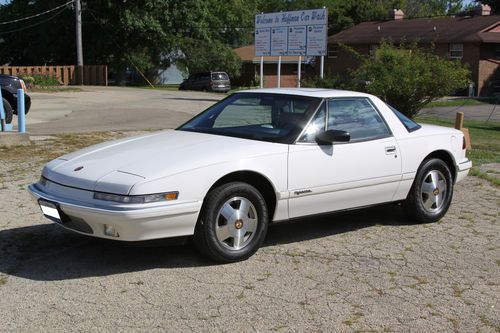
[38, 199, 62, 223]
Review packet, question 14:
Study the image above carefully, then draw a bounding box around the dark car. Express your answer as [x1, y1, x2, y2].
[0, 74, 32, 124]
[179, 72, 231, 92]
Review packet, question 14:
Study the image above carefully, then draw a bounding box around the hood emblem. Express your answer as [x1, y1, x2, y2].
[74, 166, 84, 172]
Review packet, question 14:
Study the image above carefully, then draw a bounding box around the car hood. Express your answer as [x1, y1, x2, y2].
[42, 130, 286, 194]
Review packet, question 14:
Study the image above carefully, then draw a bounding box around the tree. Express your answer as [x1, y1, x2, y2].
[476, 0, 500, 13]
[0, 0, 256, 83]
[176, 39, 242, 78]
[352, 42, 470, 118]
[402, 0, 464, 17]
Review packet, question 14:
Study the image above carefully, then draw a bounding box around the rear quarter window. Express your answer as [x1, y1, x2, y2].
[387, 104, 421, 132]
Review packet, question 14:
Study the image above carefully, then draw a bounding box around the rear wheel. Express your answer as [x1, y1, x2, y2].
[2, 98, 13, 124]
[403, 158, 453, 223]
[194, 182, 268, 263]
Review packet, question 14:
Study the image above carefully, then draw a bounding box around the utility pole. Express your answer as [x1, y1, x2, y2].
[75, 0, 84, 85]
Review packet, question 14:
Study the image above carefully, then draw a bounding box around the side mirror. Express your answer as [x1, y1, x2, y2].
[315, 130, 350, 145]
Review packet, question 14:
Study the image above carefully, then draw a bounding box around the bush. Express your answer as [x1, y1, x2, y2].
[18, 73, 60, 87]
[301, 74, 353, 90]
[352, 42, 470, 118]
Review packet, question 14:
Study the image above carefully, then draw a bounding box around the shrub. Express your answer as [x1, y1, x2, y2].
[18, 73, 60, 87]
[352, 42, 470, 118]
[301, 74, 353, 90]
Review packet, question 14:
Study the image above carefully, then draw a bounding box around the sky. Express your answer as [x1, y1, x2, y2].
[0, 0, 480, 8]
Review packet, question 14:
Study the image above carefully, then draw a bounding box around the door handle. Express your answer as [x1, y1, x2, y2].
[385, 146, 397, 154]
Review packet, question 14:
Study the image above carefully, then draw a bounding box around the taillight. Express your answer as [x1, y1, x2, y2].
[20, 79, 27, 93]
[462, 136, 466, 150]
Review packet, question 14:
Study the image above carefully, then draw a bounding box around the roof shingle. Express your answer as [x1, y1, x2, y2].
[329, 15, 500, 44]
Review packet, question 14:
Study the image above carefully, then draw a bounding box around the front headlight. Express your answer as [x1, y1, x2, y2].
[93, 191, 178, 204]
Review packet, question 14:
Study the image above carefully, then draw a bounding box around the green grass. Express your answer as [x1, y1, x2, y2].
[415, 116, 500, 186]
[29, 87, 83, 93]
[133, 84, 180, 91]
[426, 98, 488, 108]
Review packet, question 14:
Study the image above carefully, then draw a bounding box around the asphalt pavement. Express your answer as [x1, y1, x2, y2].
[12, 87, 500, 136]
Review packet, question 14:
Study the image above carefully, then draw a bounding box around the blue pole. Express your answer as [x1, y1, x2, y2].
[0, 88, 5, 131]
[17, 89, 25, 133]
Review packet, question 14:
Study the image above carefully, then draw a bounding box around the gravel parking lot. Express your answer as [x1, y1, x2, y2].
[0, 132, 499, 332]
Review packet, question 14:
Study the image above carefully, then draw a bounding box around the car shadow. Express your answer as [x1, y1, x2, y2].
[0, 204, 415, 281]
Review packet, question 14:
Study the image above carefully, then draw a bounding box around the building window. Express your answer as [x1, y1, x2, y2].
[369, 44, 379, 57]
[495, 44, 500, 58]
[328, 44, 338, 58]
[449, 43, 463, 60]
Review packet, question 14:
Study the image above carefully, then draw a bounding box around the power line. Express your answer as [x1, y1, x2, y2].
[0, 7, 67, 35]
[0, 0, 73, 25]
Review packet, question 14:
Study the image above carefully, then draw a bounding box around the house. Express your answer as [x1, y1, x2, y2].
[327, 5, 500, 96]
[233, 44, 316, 88]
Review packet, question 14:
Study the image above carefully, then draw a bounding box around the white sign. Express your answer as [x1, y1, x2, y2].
[287, 26, 307, 56]
[255, 28, 271, 56]
[306, 25, 328, 56]
[255, 8, 327, 57]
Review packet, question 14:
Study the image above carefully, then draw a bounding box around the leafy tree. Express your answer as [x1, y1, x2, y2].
[352, 42, 470, 118]
[176, 39, 242, 78]
[402, 0, 464, 17]
[0, 0, 254, 83]
[475, 0, 500, 13]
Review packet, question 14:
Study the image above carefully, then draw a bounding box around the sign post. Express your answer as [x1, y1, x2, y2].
[277, 56, 282, 88]
[260, 56, 264, 88]
[297, 55, 302, 87]
[255, 8, 328, 88]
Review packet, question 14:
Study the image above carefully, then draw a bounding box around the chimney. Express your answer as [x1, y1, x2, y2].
[391, 9, 405, 20]
[474, 4, 491, 16]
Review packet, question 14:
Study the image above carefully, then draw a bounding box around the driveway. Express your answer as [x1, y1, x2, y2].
[0, 132, 499, 332]
[14, 87, 500, 136]
[20, 87, 224, 135]
[420, 103, 500, 122]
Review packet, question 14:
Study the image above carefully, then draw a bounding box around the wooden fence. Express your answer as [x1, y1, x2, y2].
[0, 65, 107, 86]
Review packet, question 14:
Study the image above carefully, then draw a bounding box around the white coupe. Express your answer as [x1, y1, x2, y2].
[29, 89, 471, 262]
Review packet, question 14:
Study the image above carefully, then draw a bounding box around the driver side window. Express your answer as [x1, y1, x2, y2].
[327, 98, 390, 142]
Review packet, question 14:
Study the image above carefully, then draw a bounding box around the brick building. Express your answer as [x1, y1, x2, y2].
[327, 5, 500, 96]
[233, 44, 316, 88]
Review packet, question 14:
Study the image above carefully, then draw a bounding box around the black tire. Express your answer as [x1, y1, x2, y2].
[2, 98, 13, 124]
[194, 182, 269, 263]
[403, 158, 453, 223]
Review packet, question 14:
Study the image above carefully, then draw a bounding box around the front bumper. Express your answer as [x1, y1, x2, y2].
[28, 183, 202, 241]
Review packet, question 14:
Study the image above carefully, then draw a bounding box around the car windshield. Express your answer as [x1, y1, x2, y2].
[212, 73, 229, 80]
[178, 93, 322, 143]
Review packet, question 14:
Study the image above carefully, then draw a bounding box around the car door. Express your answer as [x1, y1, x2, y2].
[288, 97, 402, 218]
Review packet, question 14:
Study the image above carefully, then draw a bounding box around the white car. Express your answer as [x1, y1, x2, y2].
[29, 89, 471, 262]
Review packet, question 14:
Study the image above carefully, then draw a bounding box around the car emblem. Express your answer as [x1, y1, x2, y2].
[74, 166, 84, 172]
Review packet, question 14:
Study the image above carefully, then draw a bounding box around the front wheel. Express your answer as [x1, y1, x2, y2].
[403, 158, 453, 223]
[194, 182, 269, 263]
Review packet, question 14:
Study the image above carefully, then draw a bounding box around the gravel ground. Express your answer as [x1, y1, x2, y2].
[0, 133, 499, 332]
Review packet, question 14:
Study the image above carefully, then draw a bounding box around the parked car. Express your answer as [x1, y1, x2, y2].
[179, 72, 231, 92]
[29, 89, 471, 263]
[0, 74, 31, 124]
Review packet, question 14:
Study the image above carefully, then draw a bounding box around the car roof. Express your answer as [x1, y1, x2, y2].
[237, 88, 373, 99]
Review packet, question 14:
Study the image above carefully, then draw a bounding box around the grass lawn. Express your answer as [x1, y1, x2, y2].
[425, 99, 487, 108]
[416, 115, 500, 186]
[133, 85, 180, 91]
[29, 87, 83, 93]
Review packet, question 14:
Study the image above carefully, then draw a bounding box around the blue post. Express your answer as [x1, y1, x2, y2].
[17, 88, 25, 133]
[0, 88, 5, 131]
